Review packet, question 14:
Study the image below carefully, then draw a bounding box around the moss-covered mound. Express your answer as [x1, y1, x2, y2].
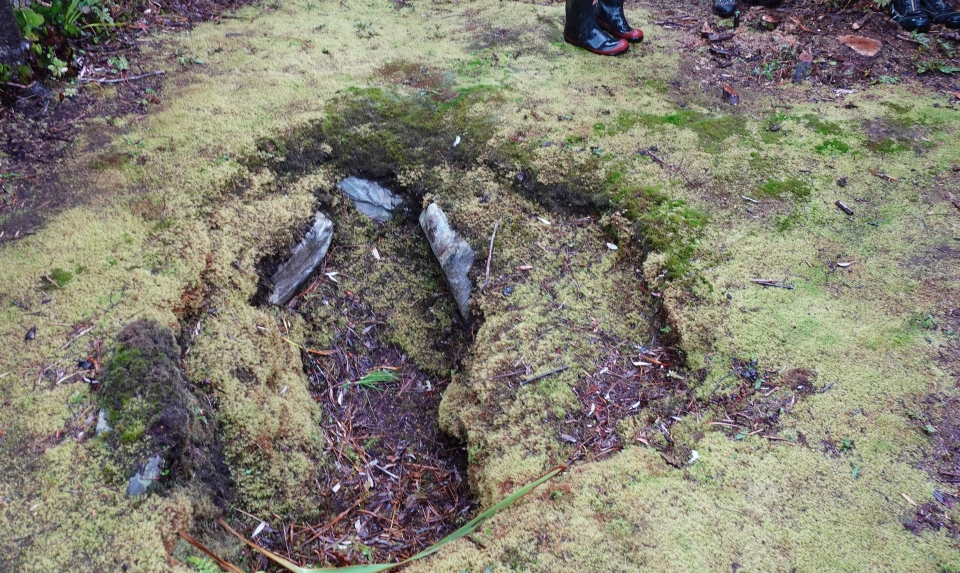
[99, 319, 227, 498]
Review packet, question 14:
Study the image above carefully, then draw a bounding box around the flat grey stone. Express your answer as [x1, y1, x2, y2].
[338, 176, 402, 222]
[269, 212, 334, 305]
[420, 203, 474, 320]
[127, 453, 163, 497]
[96, 409, 111, 435]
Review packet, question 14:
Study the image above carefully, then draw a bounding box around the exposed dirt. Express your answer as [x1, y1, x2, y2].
[243, 273, 473, 568]
[0, 0, 254, 241]
[897, 390, 960, 539]
[645, 0, 960, 96]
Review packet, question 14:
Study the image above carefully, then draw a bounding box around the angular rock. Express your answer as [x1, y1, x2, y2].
[338, 176, 403, 222]
[419, 203, 474, 320]
[96, 409, 112, 435]
[127, 453, 163, 496]
[268, 212, 334, 306]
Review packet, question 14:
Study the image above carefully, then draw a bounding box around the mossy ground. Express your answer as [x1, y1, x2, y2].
[1, 0, 959, 571]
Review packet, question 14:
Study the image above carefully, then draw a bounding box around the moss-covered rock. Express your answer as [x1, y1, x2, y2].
[99, 319, 226, 498]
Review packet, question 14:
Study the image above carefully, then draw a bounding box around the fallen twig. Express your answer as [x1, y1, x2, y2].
[62, 326, 94, 350]
[750, 278, 794, 290]
[0, 80, 37, 89]
[638, 148, 698, 187]
[178, 530, 246, 573]
[869, 167, 898, 181]
[519, 366, 569, 386]
[79, 70, 165, 84]
[481, 218, 501, 291]
[835, 200, 854, 215]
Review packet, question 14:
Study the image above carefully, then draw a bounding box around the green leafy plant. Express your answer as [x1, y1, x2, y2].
[353, 21, 378, 39]
[10, 0, 116, 83]
[872, 75, 899, 85]
[911, 30, 931, 48]
[185, 556, 221, 573]
[350, 370, 398, 389]
[108, 55, 129, 71]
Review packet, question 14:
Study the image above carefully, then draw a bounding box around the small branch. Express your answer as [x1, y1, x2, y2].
[0, 80, 37, 89]
[638, 148, 699, 187]
[749, 278, 794, 290]
[835, 200, 854, 215]
[62, 326, 94, 350]
[79, 70, 165, 85]
[481, 218, 501, 291]
[519, 366, 569, 386]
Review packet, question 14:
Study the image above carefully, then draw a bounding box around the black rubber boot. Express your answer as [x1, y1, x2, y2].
[891, 0, 932, 31]
[564, 0, 629, 55]
[920, 0, 960, 27]
[714, 0, 737, 18]
[595, 0, 644, 42]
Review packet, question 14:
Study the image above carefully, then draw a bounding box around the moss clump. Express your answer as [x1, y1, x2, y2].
[40, 267, 73, 290]
[801, 113, 845, 136]
[614, 109, 747, 151]
[256, 86, 499, 188]
[688, 115, 748, 152]
[757, 177, 812, 200]
[867, 136, 911, 154]
[99, 319, 224, 496]
[815, 138, 850, 156]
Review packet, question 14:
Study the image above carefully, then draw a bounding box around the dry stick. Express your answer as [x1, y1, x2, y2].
[0, 80, 36, 89]
[749, 278, 795, 290]
[481, 218, 501, 291]
[62, 326, 94, 350]
[519, 366, 569, 386]
[80, 70, 166, 84]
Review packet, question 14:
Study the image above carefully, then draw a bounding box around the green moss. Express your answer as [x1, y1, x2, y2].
[98, 319, 223, 496]
[260, 85, 500, 187]
[688, 116, 748, 152]
[880, 101, 913, 114]
[867, 136, 911, 154]
[815, 138, 850, 156]
[757, 177, 812, 200]
[43, 267, 73, 290]
[801, 113, 845, 136]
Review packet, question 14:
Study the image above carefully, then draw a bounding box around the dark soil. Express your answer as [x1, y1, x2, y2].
[560, 335, 821, 466]
[643, 0, 960, 100]
[901, 393, 960, 538]
[240, 282, 473, 570]
[0, 0, 254, 242]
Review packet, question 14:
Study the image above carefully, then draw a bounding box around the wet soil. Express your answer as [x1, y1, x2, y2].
[906, 394, 960, 538]
[645, 0, 960, 98]
[243, 287, 473, 569]
[0, 0, 254, 241]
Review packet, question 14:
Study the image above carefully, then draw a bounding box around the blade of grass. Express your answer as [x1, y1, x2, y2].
[220, 464, 567, 572]
[352, 370, 397, 389]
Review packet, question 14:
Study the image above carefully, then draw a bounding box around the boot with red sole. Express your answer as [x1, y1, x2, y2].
[595, 0, 644, 42]
[564, 0, 630, 56]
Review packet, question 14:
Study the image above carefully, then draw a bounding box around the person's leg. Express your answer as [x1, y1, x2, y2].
[564, 0, 630, 55]
[714, 0, 737, 18]
[891, 0, 932, 31]
[595, 0, 644, 41]
[919, 0, 960, 27]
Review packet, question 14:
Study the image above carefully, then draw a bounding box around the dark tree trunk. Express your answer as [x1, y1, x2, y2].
[0, 0, 26, 66]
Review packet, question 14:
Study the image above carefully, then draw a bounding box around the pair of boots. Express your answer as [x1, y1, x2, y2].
[564, 0, 643, 56]
[891, 0, 960, 31]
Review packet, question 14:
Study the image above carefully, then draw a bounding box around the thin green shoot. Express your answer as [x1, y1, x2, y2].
[349, 370, 397, 390]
